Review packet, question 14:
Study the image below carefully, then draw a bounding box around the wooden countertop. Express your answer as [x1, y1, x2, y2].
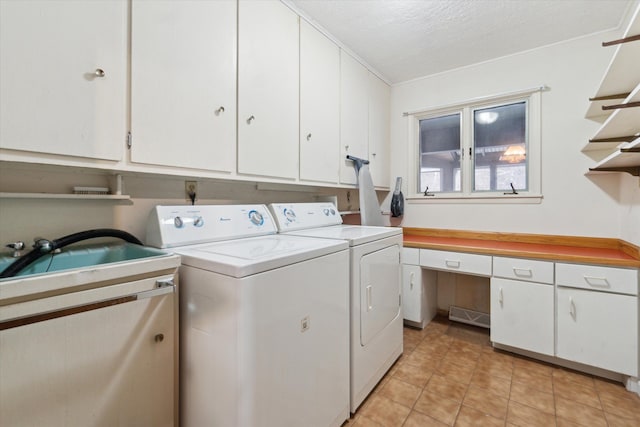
[403, 228, 640, 268]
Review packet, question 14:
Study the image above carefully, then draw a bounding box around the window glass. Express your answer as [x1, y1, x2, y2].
[473, 102, 527, 192]
[418, 113, 461, 193]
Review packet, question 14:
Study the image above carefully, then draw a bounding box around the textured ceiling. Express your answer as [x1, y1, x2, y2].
[288, 0, 634, 83]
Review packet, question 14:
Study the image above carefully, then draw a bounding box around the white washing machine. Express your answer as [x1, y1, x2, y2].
[146, 204, 350, 427]
[269, 202, 403, 412]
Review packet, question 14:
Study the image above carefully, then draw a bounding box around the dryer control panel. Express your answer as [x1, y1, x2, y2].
[146, 204, 277, 248]
[269, 202, 342, 231]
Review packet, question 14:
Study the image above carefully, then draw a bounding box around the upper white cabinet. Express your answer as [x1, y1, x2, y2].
[237, 0, 299, 179]
[0, 0, 392, 190]
[340, 52, 370, 185]
[0, 0, 127, 161]
[130, 0, 236, 173]
[368, 74, 391, 189]
[339, 52, 391, 188]
[299, 21, 340, 184]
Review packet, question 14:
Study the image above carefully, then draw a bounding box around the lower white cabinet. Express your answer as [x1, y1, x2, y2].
[402, 264, 422, 324]
[556, 286, 638, 376]
[0, 288, 176, 426]
[556, 262, 638, 377]
[490, 277, 554, 356]
[402, 248, 436, 329]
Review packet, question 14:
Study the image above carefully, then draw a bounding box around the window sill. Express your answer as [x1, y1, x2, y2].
[407, 193, 543, 204]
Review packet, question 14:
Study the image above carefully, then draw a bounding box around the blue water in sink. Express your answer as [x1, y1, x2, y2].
[0, 243, 168, 279]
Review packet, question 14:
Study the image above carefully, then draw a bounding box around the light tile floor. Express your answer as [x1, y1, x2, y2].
[344, 316, 640, 427]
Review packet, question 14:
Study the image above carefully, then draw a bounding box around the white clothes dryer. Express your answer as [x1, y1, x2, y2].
[269, 202, 403, 412]
[146, 205, 350, 427]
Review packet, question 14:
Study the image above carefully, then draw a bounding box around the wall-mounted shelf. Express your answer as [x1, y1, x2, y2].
[0, 192, 131, 201]
[589, 138, 640, 176]
[585, 5, 640, 120]
[584, 83, 640, 152]
[584, 4, 640, 177]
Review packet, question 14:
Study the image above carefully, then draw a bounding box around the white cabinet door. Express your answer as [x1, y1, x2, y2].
[368, 73, 391, 189]
[238, 0, 299, 179]
[402, 264, 423, 324]
[130, 0, 236, 173]
[340, 52, 369, 185]
[299, 20, 340, 184]
[490, 278, 554, 356]
[0, 0, 127, 161]
[557, 287, 638, 376]
[0, 293, 175, 427]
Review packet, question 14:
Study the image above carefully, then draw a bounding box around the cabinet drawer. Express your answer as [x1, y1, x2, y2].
[420, 249, 491, 277]
[493, 257, 554, 284]
[556, 263, 638, 295]
[402, 248, 420, 265]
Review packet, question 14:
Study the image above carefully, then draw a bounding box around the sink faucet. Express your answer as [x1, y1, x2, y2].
[5, 241, 25, 258]
[33, 238, 53, 253]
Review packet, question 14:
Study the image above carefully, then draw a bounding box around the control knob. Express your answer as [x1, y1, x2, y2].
[248, 210, 264, 226]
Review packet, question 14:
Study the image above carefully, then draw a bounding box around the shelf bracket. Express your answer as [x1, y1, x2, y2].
[621, 147, 640, 153]
[602, 101, 640, 111]
[589, 167, 640, 176]
[589, 92, 630, 102]
[589, 136, 637, 143]
[602, 34, 640, 47]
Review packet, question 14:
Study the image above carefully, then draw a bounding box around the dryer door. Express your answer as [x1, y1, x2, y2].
[360, 245, 401, 346]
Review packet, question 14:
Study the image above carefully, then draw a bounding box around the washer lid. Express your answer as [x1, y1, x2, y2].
[282, 225, 402, 246]
[172, 235, 348, 278]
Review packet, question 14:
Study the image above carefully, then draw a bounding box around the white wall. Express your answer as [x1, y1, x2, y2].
[389, 28, 640, 245]
[620, 173, 640, 246]
[0, 164, 351, 248]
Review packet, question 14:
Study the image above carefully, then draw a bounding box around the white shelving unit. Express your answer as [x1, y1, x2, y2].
[584, 4, 640, 174]
[590, 137, 640, 176]
[0, 193, 131, 201]
[585, 5, 640, 121]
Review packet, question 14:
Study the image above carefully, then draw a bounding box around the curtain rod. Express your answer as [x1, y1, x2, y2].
[402, 85, 549, 117]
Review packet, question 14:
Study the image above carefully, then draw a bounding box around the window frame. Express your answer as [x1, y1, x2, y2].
[407, 88, 543, 203]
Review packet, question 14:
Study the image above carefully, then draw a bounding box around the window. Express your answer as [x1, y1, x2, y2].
[410, 88, 542, 201]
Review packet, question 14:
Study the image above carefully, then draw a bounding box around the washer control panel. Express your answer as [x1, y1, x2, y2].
[269, 202, 342, 231]
[146, 204, 276, 248]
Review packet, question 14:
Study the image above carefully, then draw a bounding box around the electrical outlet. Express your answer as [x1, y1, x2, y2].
[185, 181, 197, 202]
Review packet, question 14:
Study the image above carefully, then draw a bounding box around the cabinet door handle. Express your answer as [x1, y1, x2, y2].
[366, 285, 372, 311]
[246, 115, 255, 124]
[445, 260, 460, 268]
[409, 272, 414, 290]
[569, 297, 576, 319]
[215, 106, 225, 115]
[513, 267, 533, 278]
[583, 276, 610, 288]
[94, 68, 105, 78]
[306, 133, 312, 141]
[498, 288, 504, 305]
